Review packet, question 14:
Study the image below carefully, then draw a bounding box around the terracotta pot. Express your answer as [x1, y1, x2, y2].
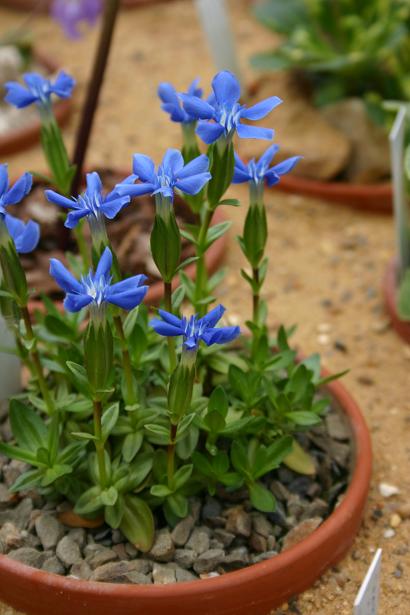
[382, 258, 410, 344]
[0, 0, 177, 11]
[277, 174, 392, 214]
[0, 375, 372, 615]
[0, 50, 72, 157]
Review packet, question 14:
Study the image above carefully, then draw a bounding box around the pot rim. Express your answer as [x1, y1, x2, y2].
[382, 258, 410, 344]
[0, 372, 372, 599]
[0, 48, 72, 157]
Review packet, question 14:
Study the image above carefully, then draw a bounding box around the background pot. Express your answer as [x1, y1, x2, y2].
[0, 375, 372, 615]
[276, 174, 392, 214]
[382, 258, 410, 344]
[0, 49, 72, 156]
[0, 0, 177, 11]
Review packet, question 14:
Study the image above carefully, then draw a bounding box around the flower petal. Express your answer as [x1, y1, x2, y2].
[201, 325, 240, 346]
[200, 304, 225, 328]
[271, 156, 302, 176]
[4, 172, 32, 205]
[175, 172, 211, 195]
[181, 94, 215, 120]
[64, 293, 93, 313]
[236, 123, 273, 140]
[177, 155, 210, 179]
[85, 172, 103, 198]
[4, 82, 38, 108]
[150, 319, 184, 337]
[162, 149, 184, 175]
[45, 189, 76, 209]
[109, 274, 148, 295]
[51, 71, 75, 99]
[196, 121, 225, 144]
[100, 196, 130, 219]
[49, 259, 83, 294]
[115, 182, 157, 197]
[157, 309, 184, 328]
[132, 154, 156, 183]
[240, 96, 282, 120]
[65, 209, 89, 229]
[106, 286, 148, 310]
[212, 71, 241, 107]
[0, 164, 9, 195]
[95, 247, 113, 279]
[256, 144, 280, 171]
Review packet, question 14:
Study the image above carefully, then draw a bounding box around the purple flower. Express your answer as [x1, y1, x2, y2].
[4, 214, 40, 254]
[50, 247, 148, 313]
[233, 145, 301, 186]
[181, 71, 282, 144]
[116, 149, 211, 202]
[0, 165, 32, 217]
[51, 0, 103, 39]
[150, 304, 240, 351]
[158, 79, 203, 124]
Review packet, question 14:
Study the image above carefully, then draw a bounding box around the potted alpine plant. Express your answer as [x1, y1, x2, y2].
[0, 67, 371, 615]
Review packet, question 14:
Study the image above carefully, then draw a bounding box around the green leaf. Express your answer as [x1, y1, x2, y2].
[75, 486, 103, 516]
[100, 486, 118, 507]
[205, 221, 232, 249]
[120, 495, 155, 552]
[71, 431, 98, 441]
[101, 402, 119, 442]
[66, 361, 93, 398]
[105, 494, 125, 529]
[9, 469, 43, 493]
[218, 198, 240, 207]
[122, 431, 143, 463]
[44, 315, 75, 340]
[150, 484, 173, 498]
[41, 464, 72, 487]
[283, 439, 316, 475]
[167, 493, 188, 518]
[0, 442, 38, 465]
[249, 482, 276, 513]
[171, 464, 193, 491]
[9, 399, 48, 453]
[286, 411, 322, 426]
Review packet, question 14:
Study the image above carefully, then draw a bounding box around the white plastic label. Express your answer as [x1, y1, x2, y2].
[354, 548, 382, 615]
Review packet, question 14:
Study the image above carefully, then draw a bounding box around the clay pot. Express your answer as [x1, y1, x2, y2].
[0, 50, 72, 157]
[277, 174, 392, 214]
[382, 258, 410, 344]
[0, 0, 176, 11]
[0, 375, 372, 615]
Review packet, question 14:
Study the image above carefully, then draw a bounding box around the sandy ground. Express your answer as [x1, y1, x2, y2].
[0, 1, 409, 613]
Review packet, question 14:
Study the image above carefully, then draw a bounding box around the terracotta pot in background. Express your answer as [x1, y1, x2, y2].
[0, 0, 177, 11]
[0, 375, 372, 615]
[277, 174, 392, 214]
[382, 258, 410, 344]
[0, 50, 72, 157]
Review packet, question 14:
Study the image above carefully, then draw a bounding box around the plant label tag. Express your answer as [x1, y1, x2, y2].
[354, 548, 382, 615]
[389, 106, 409, 274]
[194, 0, 241, 82]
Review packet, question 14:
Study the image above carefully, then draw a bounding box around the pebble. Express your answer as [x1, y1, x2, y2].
[193, 549, 225, 574]
[282, 518, 322, 551]
[174, 548, 196, 569]
[384, 529, 396, 539]
[70, 560, 92, 580]
[91, 560, 152, 583]
[175, 568, 197, 583]
[0, 497, 33, 530]
[56, 536, 82, 567]
[251, 513, 273, 538]
[8, 547, 48, 569]
[213, 529, 235, 547]
[152, 563, 176, 584]
[379, 483, 400, 498]
[68, 528, 87, 549]
[87, 548, 118, 570]
[223, 547, 249, 568]
[397, 503, 410, 519]
[390, 514, 402, 529]
[148, 529, 175, 562]
[0, 522, 24, 551]
[171, 516, 195, 547]
[42, 556, 65, 575]
[250, 533, 267, 553]
[2, 461, 28, 488]
[224, 507, 252, 537]
[186, 527, 210, 554]
[35, 514, 64, 550]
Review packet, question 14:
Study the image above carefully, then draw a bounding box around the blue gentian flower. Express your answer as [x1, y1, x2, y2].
[49, 247, 148, 313]
[45, 172, 131, 229]
[158, 79, 203, 124]
[116, 149, 211, 202]
[0, 165, 32, 218]
[51, 0, 103, 39]
[181, 71, 282, 144]
[150, 304, 240, 351]
[4, 214, 40, 254]
[233, 145, 301, 186]
[5, 71, 75, 110]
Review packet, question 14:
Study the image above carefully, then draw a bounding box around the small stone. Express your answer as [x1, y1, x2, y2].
[175, 568, 197, 583]
[193, 548, 225, 574]
[2, 461, 29, 488]
[0, 483, 16, 508]
[0, 522, 24, 551]
[202, 497, 222, 522]
[213, 529, 235, 547]
[70, 560, 92, 580]
[186, 527, 210, 555]
[251, 550, 278, 564]
[148, 529, 175, 562]
[171, 516, 195, 547]
[42, 556, 65, 575]
[112, 530, 123, 544]
[282, 518, 322, 551]
[67, 528, 87, 549]
[56, 536, 82, 567]
[251, 513, 273, 538]
[397, 503, 410, 519]
[250, 533, 267, 553]
[152, 563, 176, 584]
[8, 547, 47, 569]
[224, 507, 251, 537]
[112, 543, 129, 560]
[390, 514, 402, 529]
[35, 515, 64, 550]
[270, 480, 291, 502]
[384, 528, 395, 539]
[325, 413, 350, 441]
[267, 535, 277, 550]
[0, 497, 33, 530]
[301, 499, 329, 520]
[174, 548, 196, 569]
[91, 560, 152, 584]
[379, 483, 400, 498]
[125, 542, 138, 558]
[223, 547, 249, 568]
[87, 548, 118, 570]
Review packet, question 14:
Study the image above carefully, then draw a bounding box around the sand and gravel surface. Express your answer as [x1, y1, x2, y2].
[0, 0, 409, 613]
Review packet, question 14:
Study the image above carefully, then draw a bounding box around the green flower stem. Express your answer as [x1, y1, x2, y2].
[252, 266, 260, 324]
[113, 314, 137, 405]
[21, 306, 55, 415]
[92, 399, 108, 488]
[73, 220, 91, 271]
[194, 207, 214, 316]
[167, 422, 178, 486]
[164, 281, 177, 372]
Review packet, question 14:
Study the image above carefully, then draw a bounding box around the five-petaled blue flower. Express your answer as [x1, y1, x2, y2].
[116, 149, 211, 202]
[158, 79, 203, 124]
[233, 145, 301, 186]
[5, 71, 75, 110]
[0, 165, 32, 218]
[4, 215, 40, 254]
[45, 172, 131, 229]
[50, 247, 148, 313]
[51, 0, 103, 39]
[181, 71, 282, 144]
[150, 304, 240, 351]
